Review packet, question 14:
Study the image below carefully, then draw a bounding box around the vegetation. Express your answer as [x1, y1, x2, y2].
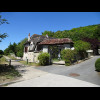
[38, 52, 50, 66]
[4, 38, 27, 57]
[82, 38, 100, 55]
[42, 24, 100, 42]
[0, 14, 9, 42]
[4, 42, 17, 55]
[19, 61, 39, 66]
[95, 58, 100, 71]
[16, 38, 27, 57]
[0, 50, 4, 58]
[0, 56, 21, 83]
[0, 56, 7, 64]
[74, 40, 91, 59]
[61, 49, 77, 66]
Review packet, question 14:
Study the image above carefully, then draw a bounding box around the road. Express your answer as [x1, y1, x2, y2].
[6, 56, 100, 87]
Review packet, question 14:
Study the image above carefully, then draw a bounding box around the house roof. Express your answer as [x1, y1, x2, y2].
[39, 38, 73, 45]
[24, 34, 56, 51]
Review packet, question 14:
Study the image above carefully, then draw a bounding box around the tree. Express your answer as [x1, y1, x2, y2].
[12, 42, 17, 55]
[0, 14, 9, 42]
[42, 30, 54, 37]
[82, 38, 100, 55]
[74, 40, 91, 59]
[0, 50, 4, 55]
[16, 38, 27, 57]
[4, 48, 9, 55]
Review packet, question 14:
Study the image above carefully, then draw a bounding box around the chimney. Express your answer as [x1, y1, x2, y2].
[46, 34, 48, 38]
[28, 33, 30, 41]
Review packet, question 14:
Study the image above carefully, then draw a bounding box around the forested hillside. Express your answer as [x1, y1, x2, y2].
[42, 24, 100, 41]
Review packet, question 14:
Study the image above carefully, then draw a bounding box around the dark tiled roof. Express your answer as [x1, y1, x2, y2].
[24, 34, 56, 48]
[39, 38, 73, 45]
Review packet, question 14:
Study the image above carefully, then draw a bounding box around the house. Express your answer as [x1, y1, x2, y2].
[23, 33, 74, 63]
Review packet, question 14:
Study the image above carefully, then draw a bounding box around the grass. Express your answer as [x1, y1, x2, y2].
[0, 56, 8, 64]
[0, 56, 21, 84]
[19, 61, 40, 66]
[52, 58, 64, 62]
[7, 55, 17, 60]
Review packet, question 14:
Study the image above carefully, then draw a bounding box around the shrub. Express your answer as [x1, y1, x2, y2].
[74, 40, 91, 59]
[65, 59, 71, 66]
[38, 52, 50, 66]
[61, 49, 76, 66]
[95, 58, 100, 71]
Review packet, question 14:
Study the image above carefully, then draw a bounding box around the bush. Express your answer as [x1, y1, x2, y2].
[65, 59, 71, 66]
[61, 49, 76, 66]
[95, 58, 100, 71]
[38, 52, 50, 66]
[74, 40, 91, 59]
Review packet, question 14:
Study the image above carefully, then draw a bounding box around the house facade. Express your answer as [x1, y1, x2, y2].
[23, 33, 74, 63]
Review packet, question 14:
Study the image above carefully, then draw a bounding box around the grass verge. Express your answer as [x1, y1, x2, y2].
[19, 61, 40, 66]
[0, 56, 21, 84]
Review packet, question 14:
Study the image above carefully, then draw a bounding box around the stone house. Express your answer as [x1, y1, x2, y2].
[23, 33, 74, 63]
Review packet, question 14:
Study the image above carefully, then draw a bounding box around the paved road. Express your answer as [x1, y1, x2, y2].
[7, 56, 100, 87]
[35, 56, 100, 85]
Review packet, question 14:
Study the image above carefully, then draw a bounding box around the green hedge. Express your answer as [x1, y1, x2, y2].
[38, 52, 50, 66]
[95, 58, 100, 71]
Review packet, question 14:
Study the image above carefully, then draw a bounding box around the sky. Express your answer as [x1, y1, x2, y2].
[0, 12, 100, 51]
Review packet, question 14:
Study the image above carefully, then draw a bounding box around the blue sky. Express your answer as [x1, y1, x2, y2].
[0, 12, 100, 51]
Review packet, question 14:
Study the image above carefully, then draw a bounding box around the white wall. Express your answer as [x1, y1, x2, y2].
[43, 45, 48, 53]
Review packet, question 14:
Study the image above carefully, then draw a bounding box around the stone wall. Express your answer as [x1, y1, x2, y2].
[23, 52, 40, 63]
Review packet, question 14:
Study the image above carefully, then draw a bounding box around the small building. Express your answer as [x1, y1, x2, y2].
[23, 33, 74, 63]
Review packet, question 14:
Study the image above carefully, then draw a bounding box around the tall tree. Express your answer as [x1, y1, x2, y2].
[16, 38, 27, 57]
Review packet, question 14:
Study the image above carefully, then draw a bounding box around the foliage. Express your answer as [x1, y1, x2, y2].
[61, 49, 76, 66]
[74, 40, 91, 59]
[0, 50, 4, 55]
[95, 58, 100, 71]
[0, 56, 7, 64]
[0, 14, 9, 42]
[42, 30, 55, 37]
[49, 45, 59, 59]
[38, 52, 50, 66]
[42, 24, 100, 42]
[4, 38, 27, 57]
[82, 38, 100, 55]
[4, 42, 17, 55]
[16, 38, 27, 57]
[74, 40, 91, 52]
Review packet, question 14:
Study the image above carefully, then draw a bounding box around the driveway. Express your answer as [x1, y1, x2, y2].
[7, 56, 100, 87]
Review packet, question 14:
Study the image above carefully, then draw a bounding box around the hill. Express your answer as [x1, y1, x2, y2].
[42, 24, 100, 41]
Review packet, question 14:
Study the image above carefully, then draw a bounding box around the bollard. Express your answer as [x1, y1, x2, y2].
[27, 59, 28, 64]
[9, 59, 11, 66]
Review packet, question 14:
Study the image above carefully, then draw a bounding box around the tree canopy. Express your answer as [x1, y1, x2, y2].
[0, 14, 9, 42]
[4, 38, 27, 57]
[42, 24, 100, 42]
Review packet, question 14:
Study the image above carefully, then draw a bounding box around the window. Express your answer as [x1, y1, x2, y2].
[25, 47, 28, 53]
